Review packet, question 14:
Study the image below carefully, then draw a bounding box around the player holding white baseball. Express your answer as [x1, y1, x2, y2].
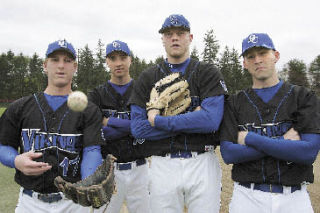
[0, 39, 104, 213]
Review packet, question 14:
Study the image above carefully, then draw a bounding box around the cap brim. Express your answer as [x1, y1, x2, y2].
[47, 48, 76, 59]
[159, 26, 190, 33]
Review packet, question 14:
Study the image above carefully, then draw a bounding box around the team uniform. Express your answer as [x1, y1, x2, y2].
[88, 80, 150, 213]
[129, 58, 228, 213]
[220, 82, 320, 213]
[0, 92, 103, 213]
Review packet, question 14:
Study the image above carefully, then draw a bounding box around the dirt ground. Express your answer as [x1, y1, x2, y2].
[121, 149, 320, 213]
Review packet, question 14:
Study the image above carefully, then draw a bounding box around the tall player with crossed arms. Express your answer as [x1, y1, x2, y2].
[220, 33, 320, 213]
[129, 14, 228, 213]
[0, 40, 104, 212]
[88, 40, 150, 213]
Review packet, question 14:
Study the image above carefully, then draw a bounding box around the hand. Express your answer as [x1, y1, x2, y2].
[237, 131, 248, 145]
[194, 106, 201, 111]
[14, 151, 52, 176]
[147, 109, 160, 127]
[283, 128, 301, 141]
[102, 117, 109, 126]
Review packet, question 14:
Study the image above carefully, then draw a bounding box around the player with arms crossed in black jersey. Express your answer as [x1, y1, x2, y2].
[88, 40, 150, 213]
[220, 33, 320, 213]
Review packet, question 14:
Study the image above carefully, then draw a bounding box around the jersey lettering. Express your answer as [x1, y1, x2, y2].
[238, 121, 292, 138]
[102, 109, 131, 120]
[21, 129, 82, 153]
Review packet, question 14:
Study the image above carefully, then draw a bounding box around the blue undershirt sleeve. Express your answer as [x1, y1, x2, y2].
[130, 105, 175, 140]
[81, 145, 103, 179]
[0, 143, 18, 168]
[107, 117, 131, 133]
[245, 132, 320, 165]
[154, 95, 224, 133]
[220, 141, 266, 164]
[102, 126, 128, 140]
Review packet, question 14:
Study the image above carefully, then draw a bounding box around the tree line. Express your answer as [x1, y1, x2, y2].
[0, 30, 319, 101]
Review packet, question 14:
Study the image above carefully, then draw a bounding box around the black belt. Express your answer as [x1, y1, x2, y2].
[164, 151, 205, 159]
[239, 183, 301, 193]
[23, 189, 63, 203]
[116, 159, 146, 170]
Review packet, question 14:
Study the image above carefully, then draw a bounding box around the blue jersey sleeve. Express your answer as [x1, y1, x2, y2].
[81, 145, 103, 179]
[154, 95, 224, 133]
[130, 105, 175, 140]
[220, 141, 266, 164]
[102, 126, 128, 140]
[0, 143, 18, 168]
[245, 132, 320, 165]
[107, 117, 131, 133]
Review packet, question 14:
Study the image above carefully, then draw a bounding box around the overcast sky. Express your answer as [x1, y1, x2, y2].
[1, 0, 319, 69]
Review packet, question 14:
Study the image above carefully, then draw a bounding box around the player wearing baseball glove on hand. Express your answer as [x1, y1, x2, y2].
[54, 155, 116, 209]
[0, 39, 104, 213]
[129, 14, 228, 213]
[146, 72, 191, 116]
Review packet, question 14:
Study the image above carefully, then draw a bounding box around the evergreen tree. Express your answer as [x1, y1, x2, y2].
[218, 46, 243, 94]
[154, 56, 164, 65]
[202, 29, 220, 65]
[286, 59, 309, 87]
[190, 46, 200, 61]
[93, 39, 108, 86]
[0, 52, 14, 99]
[27, 53, 45, 94]
[308, 55, 320, 96]
[12, 53, 29, 98]
[76, 45, 95, 93]
[130, 52, 149, 80]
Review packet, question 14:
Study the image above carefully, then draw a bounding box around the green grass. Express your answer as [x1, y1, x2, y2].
[0, 107, 6, 116]
[0, 164, 20, 212]
[0, 107, 19, 212]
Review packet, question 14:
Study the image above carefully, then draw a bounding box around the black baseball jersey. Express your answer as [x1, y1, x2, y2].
[220, 82, 320, 185]
[129, 58, 227, 157]
[0, 92, 104, 193]
[88, 81, 143, 162]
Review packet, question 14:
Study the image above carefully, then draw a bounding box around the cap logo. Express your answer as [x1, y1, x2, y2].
[112, 41, 121, 49]
[58, 39, 67, 48]
[248, 34, 258, 44]
[169, 15, 179, 25]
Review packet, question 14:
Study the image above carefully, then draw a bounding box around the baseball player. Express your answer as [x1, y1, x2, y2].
[88, 40, 150, 213]
[0, 39, 104, 213]
[220, 33, 320, 213]
[128, 14, 228, 213]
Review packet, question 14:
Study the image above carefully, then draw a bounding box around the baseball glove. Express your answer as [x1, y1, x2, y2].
[146, 73, 191, 116]
[54, 155, 116, 209]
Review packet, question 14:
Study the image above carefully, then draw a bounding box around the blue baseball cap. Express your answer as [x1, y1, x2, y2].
[46, 39, 76, 59]
[106, 40, 131, 57]
[159, 14, 190, 33]
[241, 33, 276, 56]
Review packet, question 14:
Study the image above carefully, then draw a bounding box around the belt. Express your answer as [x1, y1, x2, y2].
[239, 183, 301, 194]
[116, 159, 146, 170]
[23, 189, 63, 203]
[165, 151, 203, 159]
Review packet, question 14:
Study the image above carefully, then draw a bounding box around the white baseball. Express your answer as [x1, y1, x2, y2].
[67, 91, 88, 112]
